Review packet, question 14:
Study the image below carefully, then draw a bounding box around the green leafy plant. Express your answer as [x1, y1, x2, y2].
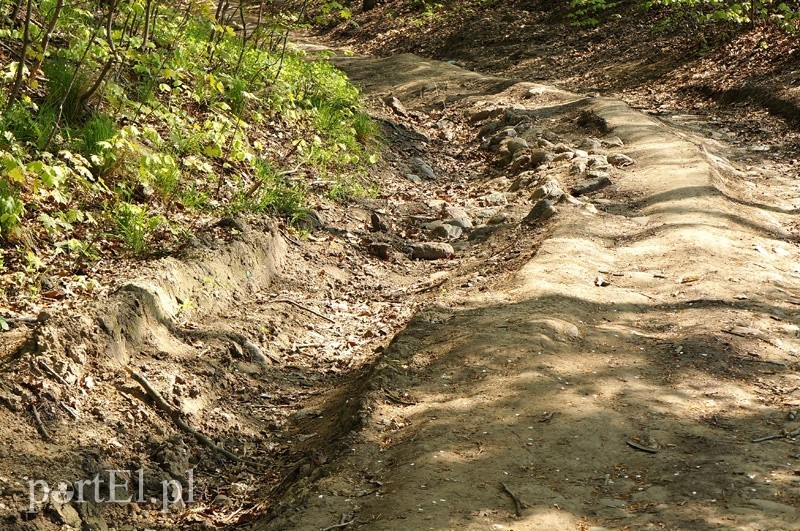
[232, 159, 307, 219]
[643, 0, 799, 33]
[0, 181, 24, 239]
[112, 202, 162, 254]
[569, 0, 619, 26]
[139, 152, 181, 199]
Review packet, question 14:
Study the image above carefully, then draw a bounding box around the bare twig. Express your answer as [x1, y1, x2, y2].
[411, 278, 448, 294]
[752, 428, 800, 443]
[626, 440, 659, 454]
[321, 515, 355, 531]
[59, 401, 79, 420]
[30, 404, 52, 442]
[125, 367, 259, 466]
[383, 389, 416, 406]
[271, 299, 335, 324]
[37, 359, 69, 386]
[751, 433, 784, 443]
[499, 482, 524, 517]
[5, 0, 32, 110]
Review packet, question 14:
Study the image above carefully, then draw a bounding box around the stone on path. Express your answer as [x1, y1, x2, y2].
[524, 199, 557, 224]
[410, 242, 454, 260]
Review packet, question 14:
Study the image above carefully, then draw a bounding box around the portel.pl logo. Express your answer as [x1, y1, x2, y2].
[27, 469, 195, 513]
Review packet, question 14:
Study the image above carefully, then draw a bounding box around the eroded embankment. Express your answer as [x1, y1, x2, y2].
[262, 54, 800, 531]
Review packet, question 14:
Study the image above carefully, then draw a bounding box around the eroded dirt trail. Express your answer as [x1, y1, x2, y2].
[265, 53, 800, 530]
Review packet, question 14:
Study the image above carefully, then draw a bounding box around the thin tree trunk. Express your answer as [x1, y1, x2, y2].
[9, 0, 21, 24]
[31, 0, 64, 76]
[5, 0, 33, 111]
[44, 24, 102, 150]
[80, 0, 119, 106]
[141, 0, 153, 50]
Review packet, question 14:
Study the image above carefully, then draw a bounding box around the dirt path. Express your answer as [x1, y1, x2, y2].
[263, 53, 800, 530]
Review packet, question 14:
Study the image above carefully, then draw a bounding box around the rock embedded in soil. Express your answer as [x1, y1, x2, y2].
[370, 212, 388, 232]
[443, 205, 473, 228]
[587, 170, 611, 180]
[538, 138, 556, 149]
[608, 153, 635, 167]
[509, 151, 532, 173]
[571, 159, 588, 175]
[580, 137, 602, 151]
[588, 154, 610, 169]
[47, 502, 82, 528]
[444, 217, 472, 230]
[486, 127, 517, 150]
[524, 199, 557, 224]
[530, 179, 565, 201]
[530, 148, 553, 166]
[506, 137, 529, 155]
[384, 95, 408, 117]
[367, 241, 393, 260]
[509, 170, 541, 192]
[603, 136, 624, 147]
[553, 143, 572, 153]
[480, 192, 509, 206]
[468, 224, 506, 242]
[410, 157, 436, 179]
[469, 108, 493, 123]
[572, 175, 613, 196]
[83, 515, 109, 531]
[430, 224, 463, 239]
[410, 242, 455, 260]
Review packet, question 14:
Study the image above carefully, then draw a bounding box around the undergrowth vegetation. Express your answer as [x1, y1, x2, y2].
[0, 0, 381, 305]
[569, 0, 799, 30]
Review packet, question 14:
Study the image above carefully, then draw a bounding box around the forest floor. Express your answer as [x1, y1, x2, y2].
[2, 2, 800, 530]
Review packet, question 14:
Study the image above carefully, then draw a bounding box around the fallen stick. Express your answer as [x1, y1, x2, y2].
[125, 367, 257, 466]
[626, 440, 659, 454]
[751, 434, 784, 443]
[383, 389, 416, 406]
[271, 299, 335, 324]
[38, 359, 69, 386]
[500, 482, 524, 517]
[320, 516, 355, 531]
[30, 404, 52, 442]
[752, 428, 800, 443]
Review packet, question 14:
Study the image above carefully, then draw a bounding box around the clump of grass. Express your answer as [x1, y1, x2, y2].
[43, 57, 89, 125]
[112, 202, 161, 254]
[351, 111, 380, 144]
[232, 159, 307, 219]
[81, 113, 117, 156]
